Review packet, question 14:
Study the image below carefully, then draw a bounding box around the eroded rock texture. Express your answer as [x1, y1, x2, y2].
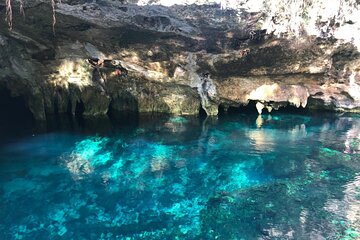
[0, 1, 359, 120]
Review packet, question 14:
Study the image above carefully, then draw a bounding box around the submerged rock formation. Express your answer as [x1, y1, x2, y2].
[0, 0, 359, 120]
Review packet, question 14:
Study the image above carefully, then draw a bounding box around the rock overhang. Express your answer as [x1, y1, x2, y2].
[0, 0, 359, 120]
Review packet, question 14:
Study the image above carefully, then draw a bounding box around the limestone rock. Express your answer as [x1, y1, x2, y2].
[0, 1, 359, 120]
[109, 80, 201, 115]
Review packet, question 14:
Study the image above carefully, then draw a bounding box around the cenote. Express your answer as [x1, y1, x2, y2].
[2, 0, 360, 239]
[0, 112, 359, 239]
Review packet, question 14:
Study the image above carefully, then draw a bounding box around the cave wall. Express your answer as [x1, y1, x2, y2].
[0, 1, 359, 120]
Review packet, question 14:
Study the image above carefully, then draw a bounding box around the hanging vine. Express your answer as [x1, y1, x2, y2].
[5, 0, 12, 30]
[51, 0, 56, 33]
[4, 0, 57, 32]
[19, 0, 24, 17]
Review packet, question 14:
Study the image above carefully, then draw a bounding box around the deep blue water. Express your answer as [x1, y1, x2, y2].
[0, 113, 359, 239]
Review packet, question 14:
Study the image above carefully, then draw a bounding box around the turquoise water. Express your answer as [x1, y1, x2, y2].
[0, 113, 359, 239]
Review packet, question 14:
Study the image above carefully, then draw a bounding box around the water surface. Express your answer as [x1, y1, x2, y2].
[0, 113, 359, 239]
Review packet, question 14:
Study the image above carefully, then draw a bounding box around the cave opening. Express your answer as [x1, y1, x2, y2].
[219, 101, 258, 115]
[75, 100, 85, 117]
[107, 100, 139, 126]
[73, 100, 85, 127]
[0, 87, 35, 140]
[0, 87, 34, 123]
[199, 106, 208, 118]
[274, 104, 313, 114]
[219, 100, 321, 116]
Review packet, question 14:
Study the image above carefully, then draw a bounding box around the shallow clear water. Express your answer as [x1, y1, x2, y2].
[0, 113, 360, 239]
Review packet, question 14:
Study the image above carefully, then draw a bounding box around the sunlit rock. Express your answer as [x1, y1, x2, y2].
[53, 59, 93, 89]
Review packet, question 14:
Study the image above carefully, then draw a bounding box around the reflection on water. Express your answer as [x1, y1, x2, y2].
[0, 113, 359, 239]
